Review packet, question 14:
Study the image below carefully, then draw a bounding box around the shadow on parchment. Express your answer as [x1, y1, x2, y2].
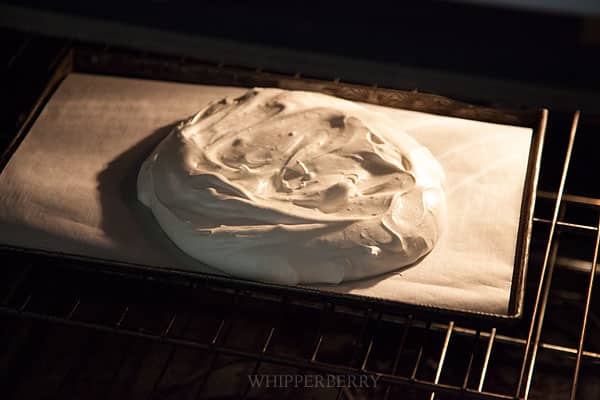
[96, 120, 222, 275]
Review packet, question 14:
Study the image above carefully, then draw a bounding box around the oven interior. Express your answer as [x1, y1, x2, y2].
[1, 17, 600, 400]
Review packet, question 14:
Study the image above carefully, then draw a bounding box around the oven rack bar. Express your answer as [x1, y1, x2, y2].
[517, 111, 579, 398]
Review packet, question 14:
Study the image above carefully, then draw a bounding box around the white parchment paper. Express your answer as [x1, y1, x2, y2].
[0, 73, 533, 315]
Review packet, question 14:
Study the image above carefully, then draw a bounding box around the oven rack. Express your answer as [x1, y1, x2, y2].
[1, 30, 600, 399]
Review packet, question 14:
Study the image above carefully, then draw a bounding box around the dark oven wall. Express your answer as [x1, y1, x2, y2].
[1, 0, 600, 113]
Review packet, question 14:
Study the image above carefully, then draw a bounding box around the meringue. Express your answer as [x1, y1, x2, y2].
[137, 88, 446, 284]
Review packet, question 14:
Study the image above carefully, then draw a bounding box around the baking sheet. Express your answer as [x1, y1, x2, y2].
[0, 73, 533, 316]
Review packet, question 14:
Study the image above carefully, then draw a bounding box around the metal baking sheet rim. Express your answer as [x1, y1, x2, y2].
[0, 47, 547, 322]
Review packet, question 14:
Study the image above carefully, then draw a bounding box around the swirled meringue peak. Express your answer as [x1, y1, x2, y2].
[137, 88, 446, 285]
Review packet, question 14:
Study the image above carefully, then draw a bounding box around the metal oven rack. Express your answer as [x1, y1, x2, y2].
[1, 30, 600, 400]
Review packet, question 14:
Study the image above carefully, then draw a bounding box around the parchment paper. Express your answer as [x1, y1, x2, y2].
[0, 73, 532, 315]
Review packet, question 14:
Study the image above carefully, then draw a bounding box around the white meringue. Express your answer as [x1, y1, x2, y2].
[137, 88, 446, 284]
